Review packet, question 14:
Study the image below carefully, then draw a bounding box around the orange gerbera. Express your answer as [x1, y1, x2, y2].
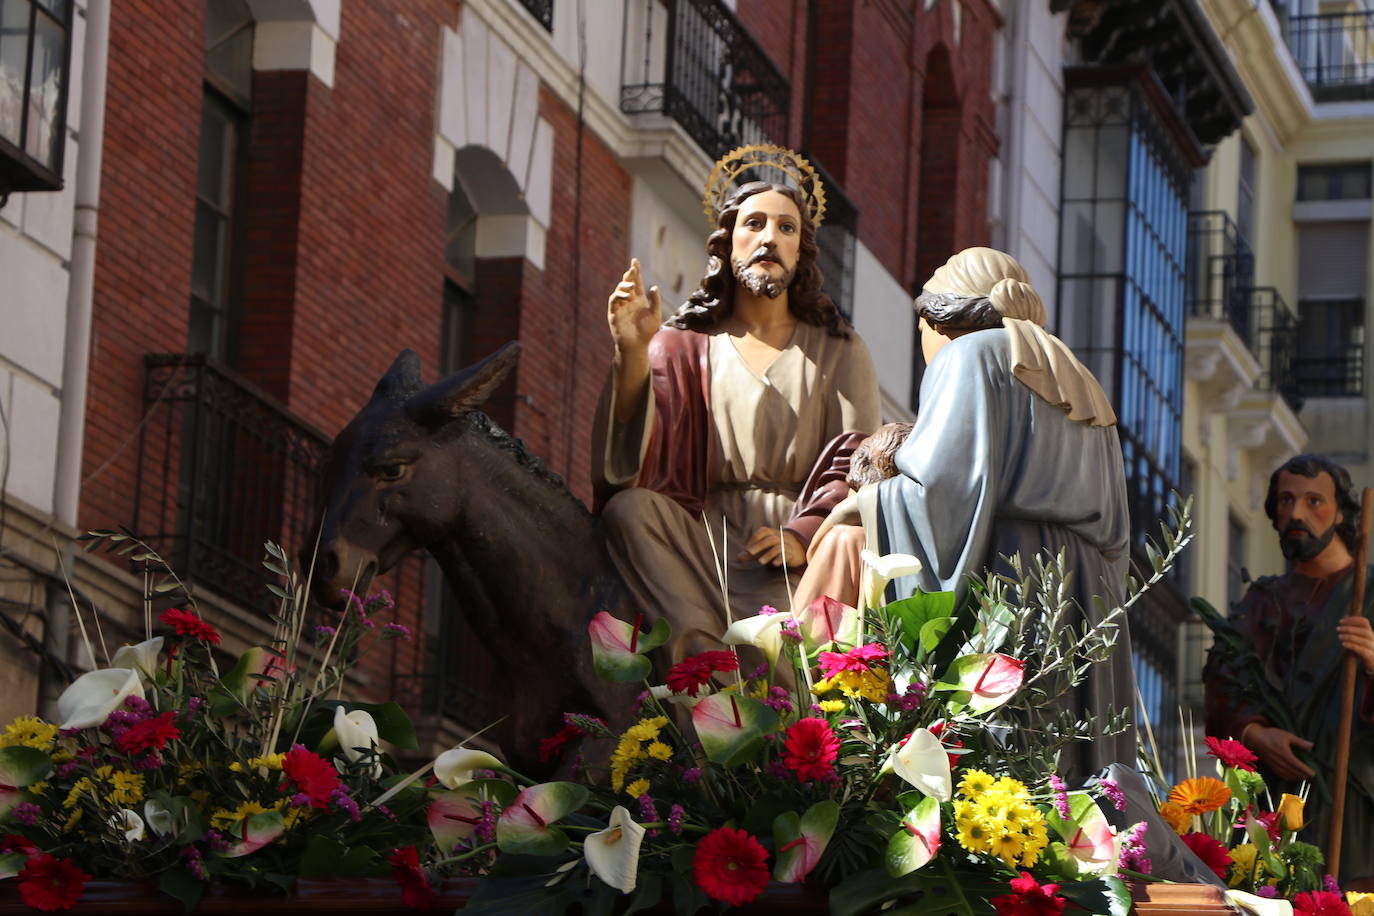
[1157, 800, 1191, 835]
[1167, 777, 1230, 815]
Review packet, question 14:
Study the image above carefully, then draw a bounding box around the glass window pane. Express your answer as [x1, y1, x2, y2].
[1095, 126, 1128, 198]
[24, 7, 63, 167]
[191, 202, 225, 303]
[205, 28, 252, 100]
[0, 0, 31, 147]
[197, 102, 231, 206]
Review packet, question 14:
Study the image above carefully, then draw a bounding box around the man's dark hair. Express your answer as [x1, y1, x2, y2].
[1264, 454, 1361, 550]
[915, 289, 1004, 332]
[664, 181, 848, 337]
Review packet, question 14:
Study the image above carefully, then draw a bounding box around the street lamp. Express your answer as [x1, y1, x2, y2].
[0, 0, 73, 205]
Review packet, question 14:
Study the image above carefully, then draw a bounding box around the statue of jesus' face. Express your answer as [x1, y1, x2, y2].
[729, 189, 801, 299]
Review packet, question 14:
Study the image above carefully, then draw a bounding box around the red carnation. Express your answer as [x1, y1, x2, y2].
[666, 651, 739, 697]
[1, 834, 38, 855]
[989, 871, 1067, 916]
[282, 745, 340, 807]
[1179, 832, 1233, 880]
[782, 717, 841, 782]
[1293, 890, 1353, 916]
[387, 845, 434, 910]
[692, 827, 770, 906]
[1205, 736, 1258, 772]
[116, 711, 180, 754]
[818, 643, 889, 678]
[159, 608, 221, 645]
[17, 854, 90, 912]
[539, 724, 582, 763]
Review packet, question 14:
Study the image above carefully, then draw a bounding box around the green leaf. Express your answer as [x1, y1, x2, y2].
[1059, 875, 1132, 916]
[884, 591, 957, 654]
[349, 701, 418, 749]
[918, 617, 954, 654]
[829, 866, 996, 916]
[0, 853, 25, 880]
[621, 873, 664, 915]
[0, 745, 52, 789]
[157, 867, 206, 914]
[691, 692, 778, 766]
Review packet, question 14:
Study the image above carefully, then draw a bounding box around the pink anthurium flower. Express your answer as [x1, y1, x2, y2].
[496, 782, 590, 856]
[796, 595, 859, 651]
[890, 728, 952, 801]
[885, 795, 941, 876]
[219, 811, 285, 857]
[1058, 793, 1118, 875]
[936, 653, 1025, 714]
[428, 790, 483, 852]
[773, 800, 839, 884]
[588, 612, 670, 682]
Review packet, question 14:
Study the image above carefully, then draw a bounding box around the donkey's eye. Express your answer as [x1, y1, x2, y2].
[374, 462, 408, 482]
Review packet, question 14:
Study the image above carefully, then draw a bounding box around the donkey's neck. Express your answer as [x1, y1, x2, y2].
[433, 427, 620, 618]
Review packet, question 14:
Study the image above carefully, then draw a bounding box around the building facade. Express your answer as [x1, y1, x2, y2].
[0, 0, 1003, 754]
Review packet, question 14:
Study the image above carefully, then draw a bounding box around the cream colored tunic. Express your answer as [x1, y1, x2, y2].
[599, 323, 879, 663]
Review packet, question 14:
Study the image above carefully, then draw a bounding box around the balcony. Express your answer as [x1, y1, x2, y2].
[620, 0, 790, 161]
[1185, 211, 1301, 410]
[133, 355, 330, 607]
[1283, 9, 1374, 99]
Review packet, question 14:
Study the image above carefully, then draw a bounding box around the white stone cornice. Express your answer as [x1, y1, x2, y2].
[1185, 317, 1262, 414]
[1197, 0, 1312, 143]
[1227, 388, 1308, 499]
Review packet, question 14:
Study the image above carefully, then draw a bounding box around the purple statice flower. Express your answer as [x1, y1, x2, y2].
[1099, 777, 1126, 812]
[11, 802, 39, 825]
[58, 727, 83, 739]
[476, 801, 497, 844]
[809, 703, 825, 715]
[632, 690, 651, 716]
[779, 619, 802, 642]
[759, 604, 780, 616]
[767, 759, 790, 779]
[563, 712, 609, 735]
[680, 767, 701, 785]
[123, 695, 153, 716]
[313, 625, 337, 642]
[378, 805, 396, 821]
[204, 830, 230, 853]
[1257, 886, 1279, 899]
[749, 663, 770, 681]
[56, 759, 83, 779]
[763, 686, 793, 714]
[667, 803, 685, 835]
[1050, 774, 1072, 819]
[290, 793, 313, 807]
[886, 681, 928, 711]
[1118, 822, 1150, 872]
[331, 789, 362, 822]
[1323, 874, 1341, 893]
[638, 793, 659, 839]
[181, 846, 209, 882]
[383, 622, 412, 641]
[365, 589, 395, 613]
[473, 769, 496, 780]
[136, 753, 163, 771]
[186, 697, 204, 716]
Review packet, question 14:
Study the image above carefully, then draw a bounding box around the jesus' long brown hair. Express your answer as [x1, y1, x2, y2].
[664, 181, 849, 338]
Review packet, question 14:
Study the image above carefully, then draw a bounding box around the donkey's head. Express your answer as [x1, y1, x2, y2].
[308, 343, 520, 606]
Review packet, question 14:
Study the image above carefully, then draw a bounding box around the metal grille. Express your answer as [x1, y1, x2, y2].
[1186, 210, 1254, 340]
[1285, 11, 1374, 97]
[1295, 298, 1366, 397]
[134, 354, 330, 607]
[620, 0, 789, 160]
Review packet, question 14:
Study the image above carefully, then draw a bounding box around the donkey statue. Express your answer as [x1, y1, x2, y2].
[308, 343, 634, 774]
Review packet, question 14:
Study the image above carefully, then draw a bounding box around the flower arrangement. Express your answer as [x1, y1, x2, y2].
[1143, 733, 1374, 915]
[434, 509, 1198, 915]
[0, 535, 436, 912]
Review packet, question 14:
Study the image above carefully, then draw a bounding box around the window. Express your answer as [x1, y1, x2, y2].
[188, 0, 253, 364]
[1237, 138, 1256, 250]
[1295, 220, 1369, 397]
[0, 0, 72, 196]
[1297, 163, 1372, 202]
[1226, 515, 1246, 609]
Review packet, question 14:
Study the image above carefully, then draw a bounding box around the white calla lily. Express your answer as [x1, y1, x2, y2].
[434, 747, 503, 789]
[144, 798, 175, 837]
[860, 550, 923, 609]
[108, 808, 145, 841]
[584, 805, 645, 894]
[110, 637, 164, 678]
[333, 706, 382, 778]
[721, 612, 785, 660]
[1225, 890, 1293, 916]
[891, 728, 952, 801]
[58, 668, 144, 730]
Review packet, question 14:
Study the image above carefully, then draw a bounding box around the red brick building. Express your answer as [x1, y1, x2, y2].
[69, 0, 1002, 750]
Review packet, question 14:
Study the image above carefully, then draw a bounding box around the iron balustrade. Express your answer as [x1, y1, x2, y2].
[1186, 210, 1255, 342]
[620, 0, 790, 161]
[1294, 298, 1366, 397]
[515, 0, 553, 31]
[1284, 10, 1374, 97]
[1247, 286, 1302, 409]
[134, 354, 330, 607]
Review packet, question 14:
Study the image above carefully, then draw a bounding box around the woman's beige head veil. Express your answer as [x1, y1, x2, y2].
[923, 247, 1117, 426]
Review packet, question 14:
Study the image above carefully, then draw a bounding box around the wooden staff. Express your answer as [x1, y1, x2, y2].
[1326, 486, 1373, 878]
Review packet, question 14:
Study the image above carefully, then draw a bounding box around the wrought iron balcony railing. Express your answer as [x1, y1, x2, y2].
[1284, 10, 1374, 98]
[1294, 298, 1366, 397]
[620, 0, 790, 161]
[134, 354, 330, 607]
[1186, 210, 1255, 339]
[1246, 286, 1303, 410]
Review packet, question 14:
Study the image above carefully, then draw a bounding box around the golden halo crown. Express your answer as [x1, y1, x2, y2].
[702, 144, 827, 228]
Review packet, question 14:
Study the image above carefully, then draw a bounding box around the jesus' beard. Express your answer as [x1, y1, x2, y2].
[732, 254, 796, 299]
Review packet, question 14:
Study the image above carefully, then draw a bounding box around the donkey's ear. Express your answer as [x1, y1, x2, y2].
[405, 341, 521, 423]
[370, 350, 424, 403]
